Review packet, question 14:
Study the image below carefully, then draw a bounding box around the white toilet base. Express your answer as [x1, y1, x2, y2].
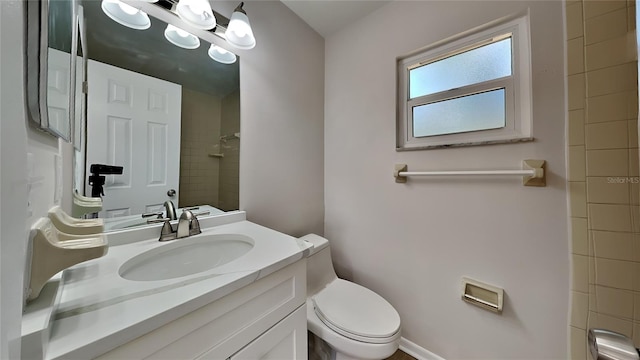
[334, 351, 364, 360]
[308, 331, 396, 360]
[309, 331, 333, 360]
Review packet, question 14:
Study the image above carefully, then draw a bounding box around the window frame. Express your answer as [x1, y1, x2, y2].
[397, 14, 532, 150]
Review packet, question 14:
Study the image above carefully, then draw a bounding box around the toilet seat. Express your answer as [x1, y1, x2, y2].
[312, 279, 401, 344]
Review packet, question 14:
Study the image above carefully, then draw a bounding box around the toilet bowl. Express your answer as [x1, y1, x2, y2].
[301, 234, 401, 360]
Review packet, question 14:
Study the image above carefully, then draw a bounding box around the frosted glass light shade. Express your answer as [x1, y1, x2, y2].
[208, 45, 237, 64]
[101, 0, 151, 30]
[164, 24, 200, 49]
[176, 0, 216, 30]
[226, 10, 255, 50]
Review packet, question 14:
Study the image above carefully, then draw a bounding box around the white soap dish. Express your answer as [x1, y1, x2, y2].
[26, 218, 108, 302]
[49, 206, 104, 235]
[72, 192, 102, 218]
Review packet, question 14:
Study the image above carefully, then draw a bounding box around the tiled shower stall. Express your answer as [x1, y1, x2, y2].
[565, 0, 640, 357]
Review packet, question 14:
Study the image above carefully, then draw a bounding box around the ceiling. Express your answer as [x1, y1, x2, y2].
[280, 0, 391, 38]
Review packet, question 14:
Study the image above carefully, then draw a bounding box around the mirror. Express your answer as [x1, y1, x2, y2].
[76, 0, 240, 231]
[26, 0, 76, 141]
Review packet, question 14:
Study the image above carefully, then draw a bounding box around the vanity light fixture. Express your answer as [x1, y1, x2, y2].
[101, 0, 251, 63]
[164, 24, 201, 49]
[101, 0, 152, 30]
[225, 2, 256, 50]
[176, 0, 216, 30]
[208, 44, 237, 64]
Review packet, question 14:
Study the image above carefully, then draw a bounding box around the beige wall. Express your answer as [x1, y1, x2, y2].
[325, 1, 568, 358]
[179, 87, 240, 211]
[179, 88, 222, 208]
[230, 1, 325, 236]
[565, 1, 640, 358]
[219, 89, 240, 211]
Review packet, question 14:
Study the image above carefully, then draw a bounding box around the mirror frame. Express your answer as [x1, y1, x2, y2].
[25, 0, 77, 142]
[72, 4, 86, 151]
[72, 4, 87, 197]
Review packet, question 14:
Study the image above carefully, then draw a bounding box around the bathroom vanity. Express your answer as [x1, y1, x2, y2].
[32, 212, 311, 359]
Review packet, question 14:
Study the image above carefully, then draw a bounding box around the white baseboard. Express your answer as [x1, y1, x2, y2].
[399, 337, 445, 360]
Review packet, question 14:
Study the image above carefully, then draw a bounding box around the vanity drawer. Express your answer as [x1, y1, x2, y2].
[96, 259, 306, 360]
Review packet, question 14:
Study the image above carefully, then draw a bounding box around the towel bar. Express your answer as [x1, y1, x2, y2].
[394, 159, 546, 187]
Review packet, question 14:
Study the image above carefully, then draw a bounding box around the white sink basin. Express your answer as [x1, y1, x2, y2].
[119, 234, 254, 281]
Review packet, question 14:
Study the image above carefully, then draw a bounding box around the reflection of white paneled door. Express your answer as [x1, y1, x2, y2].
[86, 60, 181, 218]
[47, 48, 71, 137]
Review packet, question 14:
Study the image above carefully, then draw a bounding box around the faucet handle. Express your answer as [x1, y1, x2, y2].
[190, 216, 202, 236]
[178, 210, 202, 236]
[147, 217, 171, 224]
[176, 210, 200, 238]
[179, 209, 194, 221]
[142, 211, 163, 218]
[159, 220, 176, 242]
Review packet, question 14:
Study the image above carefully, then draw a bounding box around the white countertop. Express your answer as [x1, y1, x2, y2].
[44, 217, 312, 360]
[21, 274, 63, 360]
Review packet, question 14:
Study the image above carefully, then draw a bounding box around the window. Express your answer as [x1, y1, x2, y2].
[397, 15, 532, 150]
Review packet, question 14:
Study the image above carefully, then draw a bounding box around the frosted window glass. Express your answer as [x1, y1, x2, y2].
[409, 38, 512, 99]
[412, 89, 506, 137]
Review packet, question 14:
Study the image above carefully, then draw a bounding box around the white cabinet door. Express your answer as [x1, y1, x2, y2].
[226, 305, 307, 360]
[95, 260, 307, 360]
[86, 60, 181, 217]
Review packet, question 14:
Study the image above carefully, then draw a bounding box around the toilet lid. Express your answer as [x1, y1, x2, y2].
[312, 279, 400, 343]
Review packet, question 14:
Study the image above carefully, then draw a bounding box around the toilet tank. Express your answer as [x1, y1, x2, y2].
[300, 234, 338, 296]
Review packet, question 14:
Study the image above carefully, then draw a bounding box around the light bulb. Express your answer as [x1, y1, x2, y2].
[188, 3, 206, 15]
[102, 0, 151, 30]
[176, 0, 216, 30]
[176, 28, 189, 37]
[118, 1, 139, 15]
[208, 44, 236, 64]
[231, 23, 249, 37]
[164, 24, 200, 49]
[189, 2, 207, 20]
[226, 7, 256, 50]
[225, 4, 255, 50]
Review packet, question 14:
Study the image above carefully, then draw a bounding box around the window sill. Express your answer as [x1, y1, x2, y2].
[396, 136, 534, 151]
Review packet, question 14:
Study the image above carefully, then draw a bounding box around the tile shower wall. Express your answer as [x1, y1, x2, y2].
[566, 1, 640, 358]
[219, 89, 240, 211]
[179, 88, 222, 208]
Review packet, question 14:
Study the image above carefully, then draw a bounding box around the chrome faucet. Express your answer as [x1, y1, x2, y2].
[176, 210, 201, 238]
[158, 210, 201, 241]
[164, 200, 177, 220]
[143, 201, 176, 224]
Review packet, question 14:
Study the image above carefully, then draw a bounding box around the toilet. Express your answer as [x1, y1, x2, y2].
[301, 234, 401, 360]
